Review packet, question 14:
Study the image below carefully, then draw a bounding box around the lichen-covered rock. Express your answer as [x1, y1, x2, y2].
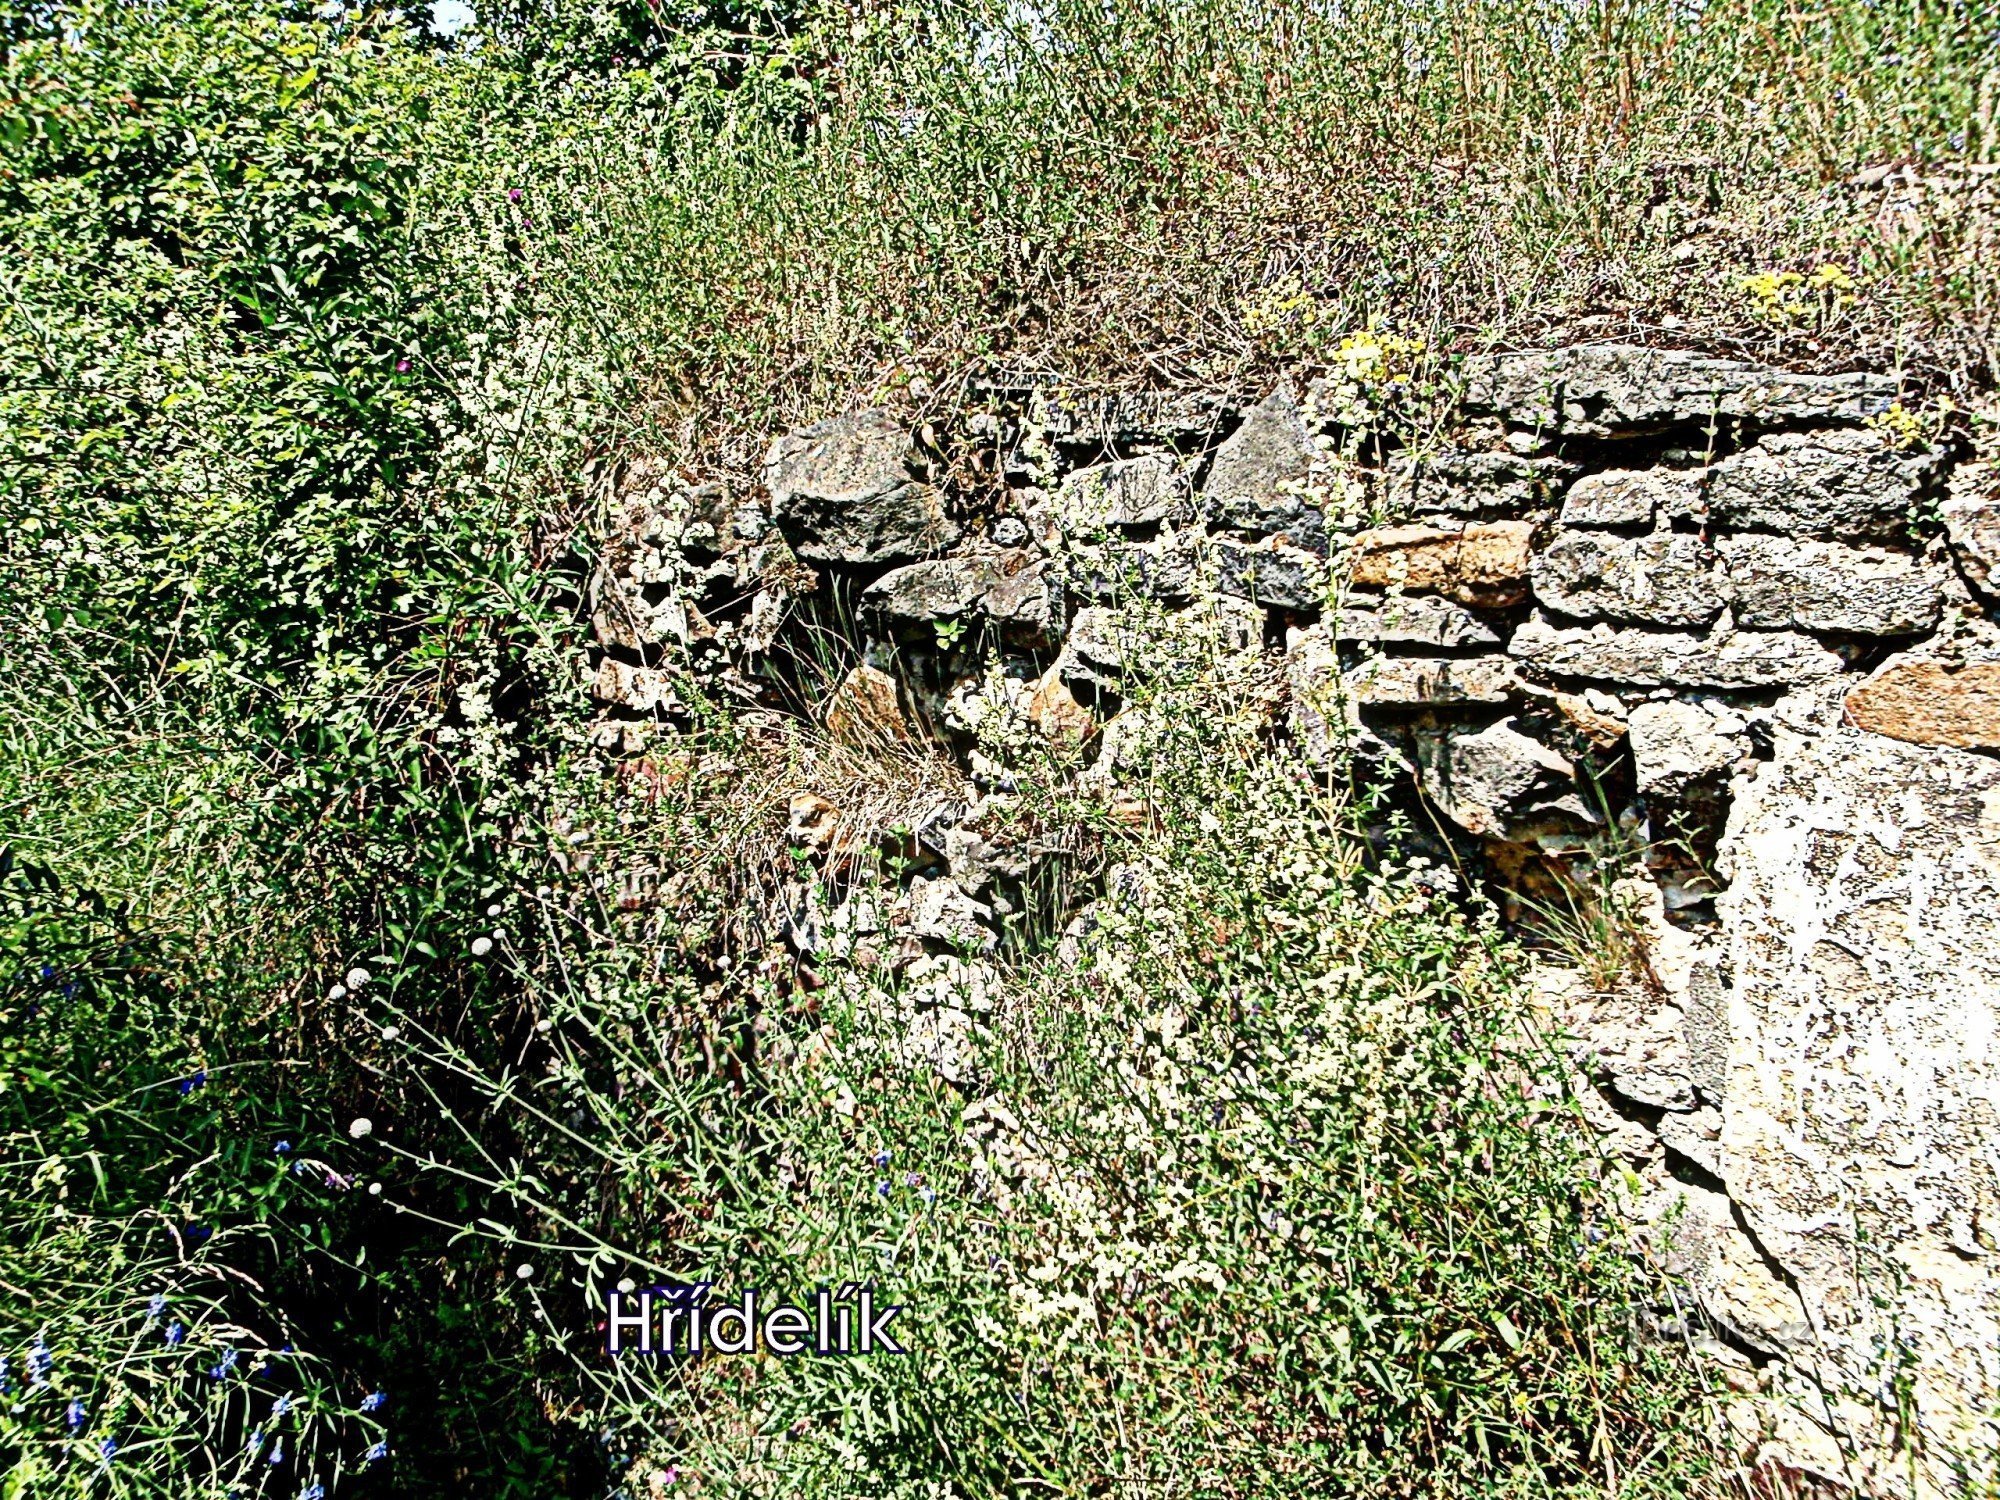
[1411, 717, 1594, 842]
[1627, 698, 1749, 798]
[1717, 722, 2000, 1485]
[1333, 593, 1501, 648]
[1346, 520, 1534, 607]
[1533, 530, 1728, 627]
[1559, 467, 1705, 529]
[1063, 606, 1133, 672]
[1345, 654, 1519, 706]
[1053, 452, 1191, 532]
[1941, 461, 2000, 591]
[1845, 662, 2000, 748]
[1381, 449, 1576, 517]
[1462, 344, 1897, 436]
[765, 409, 959, 562]
[862, 550, 1056, 640]
[1509, 613, 1844, 687]
[1705, 428, 1941, 539]
[1716, 533, 1942, 636]
[1201, 388, 1318, 533]
[1215, 536, 1326, 610]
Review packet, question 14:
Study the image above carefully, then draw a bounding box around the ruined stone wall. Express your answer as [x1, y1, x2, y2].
[589, 344, 2000, 1494]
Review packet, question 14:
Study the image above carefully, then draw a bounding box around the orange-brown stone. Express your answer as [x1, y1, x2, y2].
[1844, 662, 2000, 750]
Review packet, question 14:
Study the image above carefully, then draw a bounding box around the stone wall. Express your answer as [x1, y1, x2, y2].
[588, 344, 2000, 1494]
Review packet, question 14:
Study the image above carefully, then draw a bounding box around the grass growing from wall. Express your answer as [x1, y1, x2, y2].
[2, 0, 1993, 1493]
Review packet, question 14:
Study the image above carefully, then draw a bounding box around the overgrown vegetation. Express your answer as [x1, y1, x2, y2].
[2, 0, 1992, 1493]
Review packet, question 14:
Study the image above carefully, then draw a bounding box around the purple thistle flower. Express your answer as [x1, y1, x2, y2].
[507, 187, 522, 202]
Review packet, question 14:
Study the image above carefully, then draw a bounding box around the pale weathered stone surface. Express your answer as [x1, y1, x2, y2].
[1026, 665, 1096, 740]
[592, 658, 683, 714]
[1941, 461, 2000, 591]
[1382, 449, 1576, 516]
[765, 409, 960, 562]
[1717, 723, 2000, 1486]
[1533, 530, 1728, 627]
[1063, 605, 1132, 672]
[1508, 614, 1845, 688]
[1215, 536, 1326, 610]
[1845, 662, 2000, 748]
[1062, 529, 1202, 603]
[1054, 452, 1190, 532]
[1462, 343, 1897, 436]
[1411, 717, 1594, 842]
[1334, 593, 1501, 648]
[862, 550, 1055, 639]
[1202, 387, 1319, 533]
[1345, 653, 1520, 707]
[1717, 533, 1943, 636]
[1346, 520, 1534, 607]
[1628, 698, 1749, 798]
[1706, 428, 1941, 539]
[1559, 467, 1705, 529]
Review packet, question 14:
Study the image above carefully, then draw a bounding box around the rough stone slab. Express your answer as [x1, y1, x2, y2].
[863, 554, 1008, 620]
[1201, 388, 1319, 534]
[765, 409, 959, 563]
[1333, 593, 1501, 649]
[1628, 699, 1749, 798]
[824, 663, 916, 746]
[1717, 724, 2000, 1472]
[592, 658, 683, 714]
[1845, 662, 2000, 748]
[1344, 653, 1519, 706]
[1215, 536, 1326, 611]
[1705, 428, 1942, 540]
[1346, 520, 1533, 608]
[1533, 530, 1729, 627]
[1411, 717, 1593, 842]
[1062, 530, 1201, 603]
[1559, 467, 1706, 529]
[1509, 613, 1844, 688]
[1461, 344, 1898, 436]
[1381, 449, 1577, 516]
[1053, 452, 1191, 532]
[1941, 462, 2000, 591]
[1716, 534, 1942, 636]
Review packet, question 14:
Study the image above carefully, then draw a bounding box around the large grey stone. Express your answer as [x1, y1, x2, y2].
[1214, 536, 1326, 611]
[1202, 388, 1319, 533]
[1382, 449, 1577, 517]
[1509, 613, 1844, 688]
[765, 409, 960, 563]
[1705, 428, 1942, 539]
[1053, 453, 1190, 533]
[862, 550, 1056, 639]
[1559, 467, 1705, 529]
[1345, 654, 1519, 706]
[1627, 699, 1749, 798]
[1941, 461, 2000, 592]
[1412, 717, 1594, 842]
[1333, 593, 1501, 649]
[1533, 530, 1729, 627]
[1716, 722, 2000, 1486]
[1461, 344, 1897, 436]
[1716, 534, 1942, 636]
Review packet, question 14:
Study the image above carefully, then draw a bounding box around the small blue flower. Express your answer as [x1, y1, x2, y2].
[183, 1222, 211, 1245]
[274, 1141, 291, 1156]
[65, 1398, 86, 1432]
[359, 1391, 385, 1412]
[875, 1179, 890, 1196]
[210, 1346, 238, 1380]
[28, 1336, 51, 1385]
[0, 1357, 10, 1394]
[147, 1293, 166, 1320]
[176, 1069, 207, 1095]
[364, 1441, 388, 1462]
[267, 1440, 284, 1466]
[98, 1437, 117, 1461]
[247, 1430, 264, 1454]
[164, 1321, 184, 1347]
[271, 1395, 292, 1418]
[871, 1149, 891, 1168]
[301, 1485, 325, 1500]
[291, 1160, 309, 1176]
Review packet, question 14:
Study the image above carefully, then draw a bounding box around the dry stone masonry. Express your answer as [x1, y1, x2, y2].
[587, 344, 2000, 1495]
